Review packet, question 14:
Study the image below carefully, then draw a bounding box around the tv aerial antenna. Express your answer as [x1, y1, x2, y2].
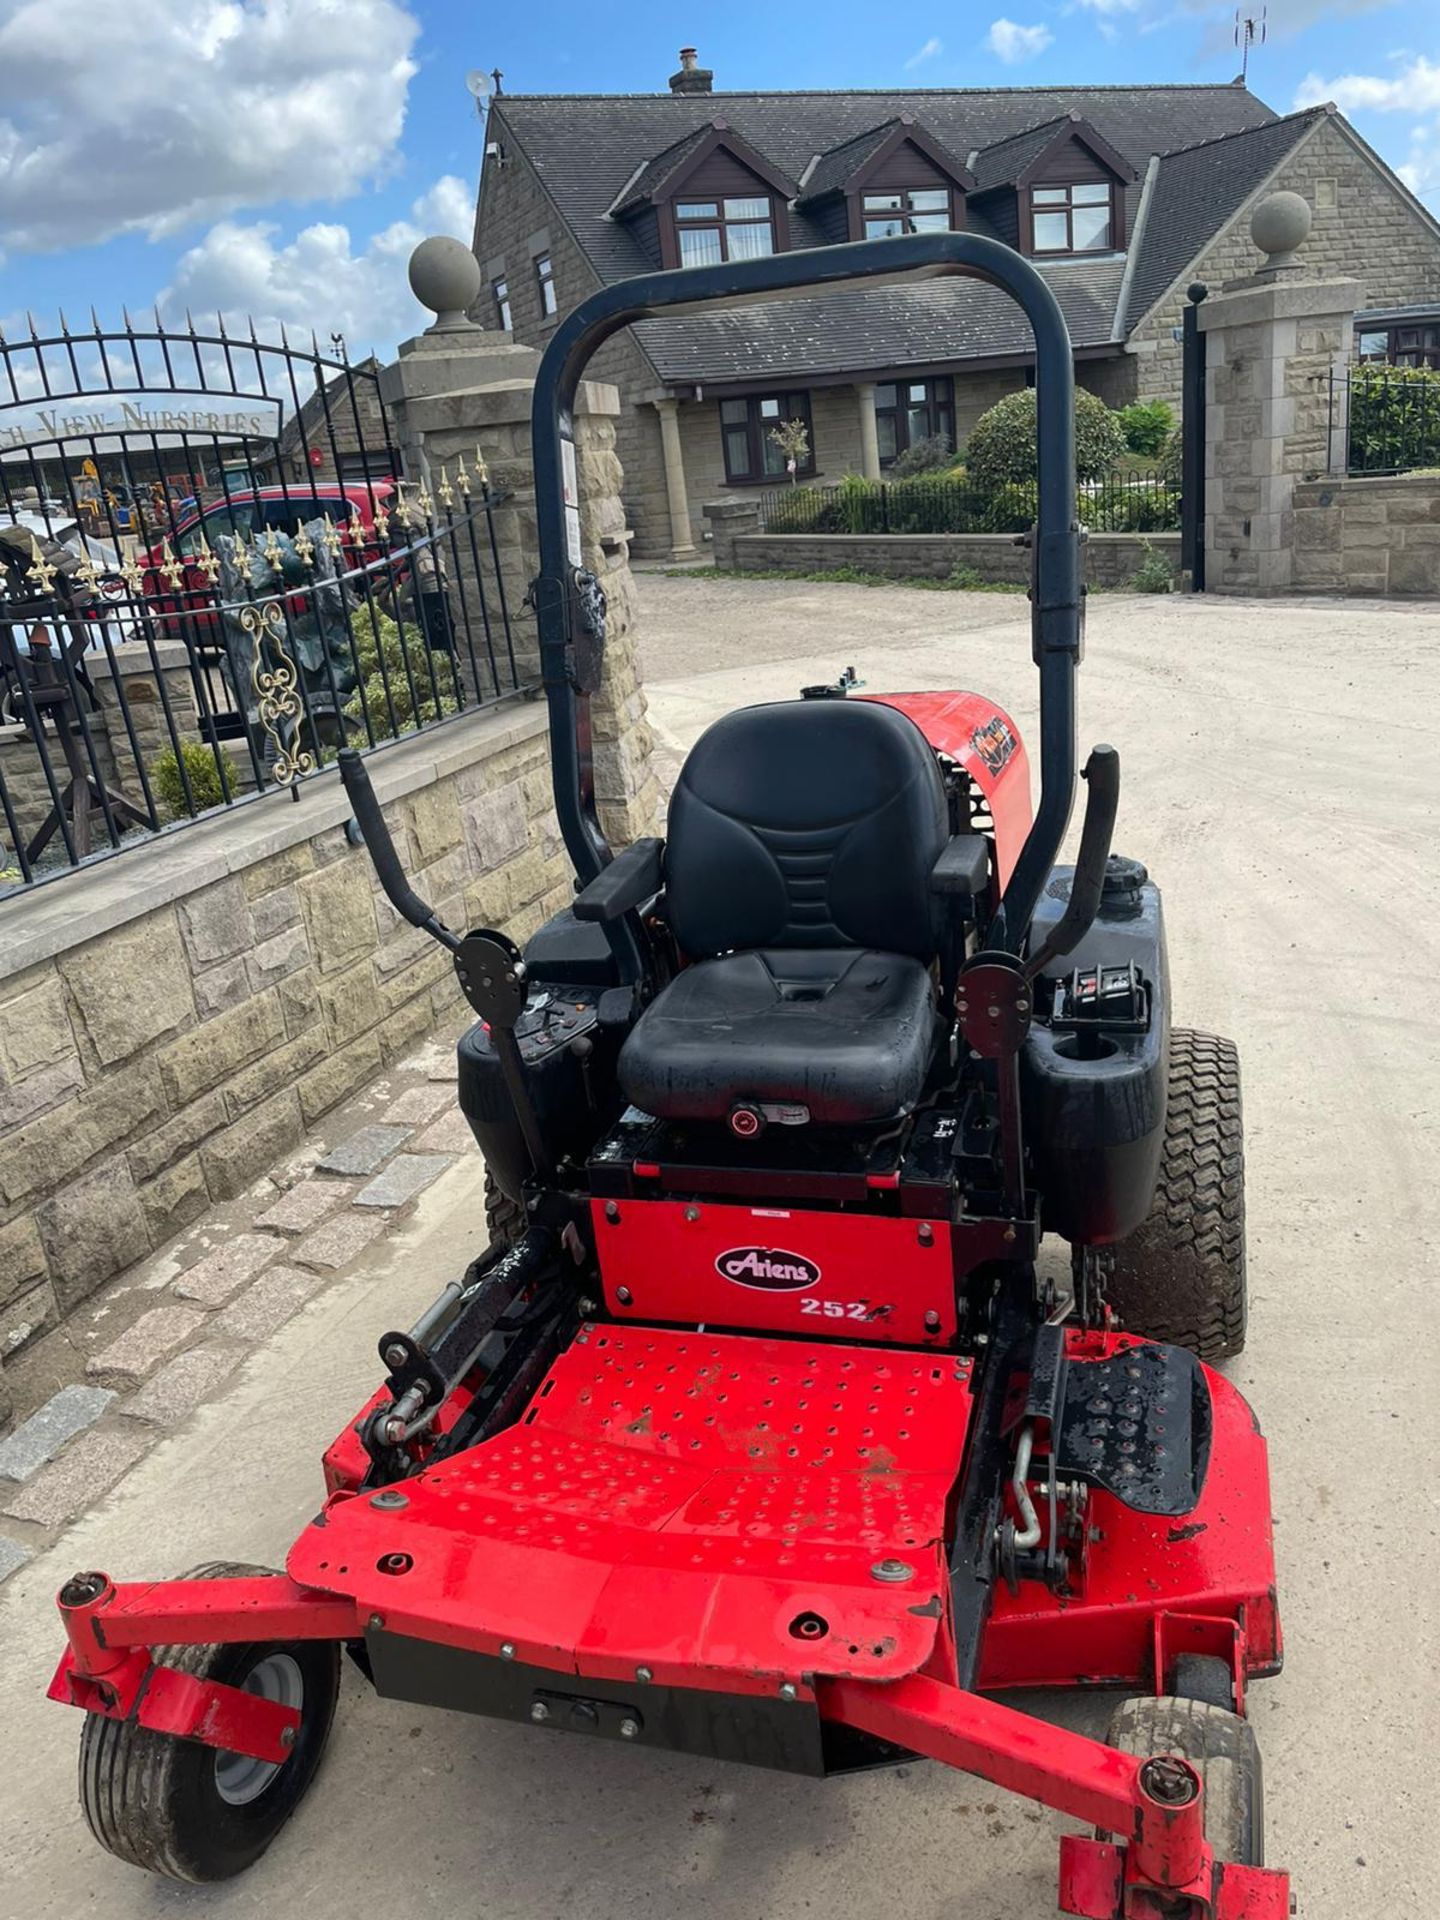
[1234, 8, 1266, 83]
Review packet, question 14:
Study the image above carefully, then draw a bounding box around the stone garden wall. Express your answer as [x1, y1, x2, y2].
[0, 343, 660, 1427]
[1290, 473, 1440, 595]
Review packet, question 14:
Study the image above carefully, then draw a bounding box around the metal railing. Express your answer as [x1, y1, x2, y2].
[1338, 365, 1440, 476]
[757, 466, 1179, 537]
[0, 482, 526, 893]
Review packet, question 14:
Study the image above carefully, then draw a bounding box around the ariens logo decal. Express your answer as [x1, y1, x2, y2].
[715, 1246, 821, 1291]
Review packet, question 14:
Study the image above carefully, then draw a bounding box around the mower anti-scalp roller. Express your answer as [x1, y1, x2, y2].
[49, 231, 1290, 1919]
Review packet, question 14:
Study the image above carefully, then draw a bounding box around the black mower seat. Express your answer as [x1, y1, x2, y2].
[619, 947, 936, 1125]
[619, 697, 949, 1127]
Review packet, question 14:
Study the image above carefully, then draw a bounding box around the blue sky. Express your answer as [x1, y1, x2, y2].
[1, 0, 1436, 360]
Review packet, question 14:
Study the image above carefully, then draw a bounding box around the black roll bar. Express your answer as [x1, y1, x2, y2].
[530, 233, 1084, 959]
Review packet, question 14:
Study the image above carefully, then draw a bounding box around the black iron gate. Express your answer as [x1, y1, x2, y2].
[0, 314, 527, 891]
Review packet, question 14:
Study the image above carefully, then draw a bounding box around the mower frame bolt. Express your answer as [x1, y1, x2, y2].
[924, 1309, 942, 1332]
[604, 1202, 620, 1223]
[917, 1222, 934, 1246]
[616, 1286, 633, 1306]
[577, 1298, 596, 1318]
[619, 1717, 640, 1739]
[530, 1701, 550, 1723]
[779, 1682, 799, 1701]
[369, 1489, 408, 1509]
[870, 1558, 916, 1584]
[684, 1205, 700, 1222]
[500, 1642, 516, 1661]
[280, 1725, 297, 1750]
[1140, 1756, 1199, 1806]
[383, 1342, 407, 1368]
[635, 1665, 653, 1683]
[367, 1613, 385, 1631]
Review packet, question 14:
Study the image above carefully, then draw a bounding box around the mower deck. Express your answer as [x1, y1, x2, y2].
[291, 1327, 974, 1692]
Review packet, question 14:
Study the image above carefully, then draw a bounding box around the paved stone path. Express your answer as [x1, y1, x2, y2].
[0, 1027, 474, 1581]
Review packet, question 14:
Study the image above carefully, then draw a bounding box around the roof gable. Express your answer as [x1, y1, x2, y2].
[971, 112, 1138, 195]
[798, 117, 975, 203]
[608, 120, 796, 218]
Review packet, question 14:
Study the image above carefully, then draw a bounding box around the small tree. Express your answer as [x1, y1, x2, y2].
[343, 609, 458, 740]
[965, 387, 1128, 489]
[768, 417, 811, 483]
[1117, 400, 1176, 456]
[889, 432, 955, 478]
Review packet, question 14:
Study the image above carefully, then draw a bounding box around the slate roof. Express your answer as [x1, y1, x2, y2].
[486, 83, 1299, 386]
[799, 121, 904, 200]
[609, 125, 717, 217]
[1119, 107, 1328, 333]
[633, 258, 1127, 386]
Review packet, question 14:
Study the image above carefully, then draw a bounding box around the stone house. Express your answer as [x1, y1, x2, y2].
[472, 50, 1440, 558]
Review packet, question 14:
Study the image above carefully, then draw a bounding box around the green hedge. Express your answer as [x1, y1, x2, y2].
[763, 471, 1178, 536]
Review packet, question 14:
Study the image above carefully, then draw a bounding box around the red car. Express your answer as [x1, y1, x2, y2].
[139, 480, 399, 635]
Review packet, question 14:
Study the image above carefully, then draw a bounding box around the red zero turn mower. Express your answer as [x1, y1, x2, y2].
[49, 237, 1287, 1917]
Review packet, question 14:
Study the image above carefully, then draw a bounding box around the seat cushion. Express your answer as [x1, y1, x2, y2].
[619, 948, 938, 1126]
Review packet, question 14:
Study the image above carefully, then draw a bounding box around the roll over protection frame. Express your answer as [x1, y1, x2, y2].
[529, 233, 1084, 971]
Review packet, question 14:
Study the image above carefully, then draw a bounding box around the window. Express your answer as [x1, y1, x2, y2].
[675, 196, 775, 268]
[1355, 322, 1440, 368]
[178, 500, 258, 555]
[719, 391, 814, 484]
[535, 254, 557, 318]
[493, 278, 512, 331]
[862, 188, 952, 239]
[1030, 181, 1113, 255]
[873, 378, 954, 465]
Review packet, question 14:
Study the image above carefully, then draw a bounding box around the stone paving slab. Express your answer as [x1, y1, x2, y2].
[253, 1178, 356, 1235]
[1, 1429, 151, 1527]
[291, 1207, 393, 1272]
[85, 1305, 210, 1387]
[382, 1084, 452, 1125]
[123, 1344, 247, 1427]
[316, 1125, 413, 1176]
[173, 1231, 285, 1306]
[354, 1153, 455, 1209]
[414, 1109, 477, 1154]
[0, 1535, 31, 1584]
[216, 1264, 327, 1343]
[0, 1385, 116, 1484]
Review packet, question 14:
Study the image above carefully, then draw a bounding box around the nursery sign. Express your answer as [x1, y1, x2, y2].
[0, 395, 280, 453]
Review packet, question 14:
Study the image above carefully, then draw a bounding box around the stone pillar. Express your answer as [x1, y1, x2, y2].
[856, 383, 882, 481]
[380, 240, 662, 847]
[652, 397, 697, 559]
[702, 498, 761, 568]
[1199, 192, 1360, 595]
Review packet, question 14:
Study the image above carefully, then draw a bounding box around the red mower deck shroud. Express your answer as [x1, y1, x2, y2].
[867, 690, 1033, 888]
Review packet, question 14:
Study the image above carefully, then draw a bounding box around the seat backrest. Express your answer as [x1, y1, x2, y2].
[665, 698, 949, 960]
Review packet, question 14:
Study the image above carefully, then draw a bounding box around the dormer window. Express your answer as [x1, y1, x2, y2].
[862, 188, 953, 238]
[675, 195, 775, 266]
[1030, 181, 1114, 254]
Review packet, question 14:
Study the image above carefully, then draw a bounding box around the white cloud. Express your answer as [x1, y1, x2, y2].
[904, 36, 944, 69]
[1295, 56, 1440, 116]
[986, 18, 1055, 61]
[0, 0, 420, 254]
[158, 174, 474, 360]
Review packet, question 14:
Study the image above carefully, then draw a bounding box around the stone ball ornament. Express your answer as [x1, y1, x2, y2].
[1250, 191, 1312, 271]
[408, 236, 483, 331]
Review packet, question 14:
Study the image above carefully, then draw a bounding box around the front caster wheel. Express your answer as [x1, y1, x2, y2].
[78, 1561, 341, 1882]
[1103, 1693, 1264, 1867]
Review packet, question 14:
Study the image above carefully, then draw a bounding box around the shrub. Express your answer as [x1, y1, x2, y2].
[1079, 483, 1179, 533]
[889, 433, 955, 478]
[1347, 365, 1440, 472]
[344, 609, 459, 740]
[966, 387, 1128, 489]
[1130, 542, 1175, 593]
[1117, 400, 1175, 456]
[975, 481, 1040, 533]
[150, 741, 233, 820]
[1157, 424, 1184, 489]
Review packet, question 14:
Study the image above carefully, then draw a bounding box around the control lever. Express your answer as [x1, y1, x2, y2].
[338, 748, 458, 953]
[1024, 745, 1119, 982]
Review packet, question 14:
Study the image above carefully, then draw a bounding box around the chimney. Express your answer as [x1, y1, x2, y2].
[668, 47, 713, 95]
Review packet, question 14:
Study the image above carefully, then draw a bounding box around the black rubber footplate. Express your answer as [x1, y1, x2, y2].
[1055, 1342, 1213, 1516]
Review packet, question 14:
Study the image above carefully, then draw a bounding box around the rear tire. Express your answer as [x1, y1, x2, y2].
[484, 1169, 525, 1250]
[1085, 1028, 1247, 1363]
[1103, 1693, 1264, 1867]
[78, 1561, 340, 1882]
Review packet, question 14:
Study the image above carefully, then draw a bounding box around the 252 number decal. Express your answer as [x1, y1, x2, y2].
[800, 1297, 877, 1321]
